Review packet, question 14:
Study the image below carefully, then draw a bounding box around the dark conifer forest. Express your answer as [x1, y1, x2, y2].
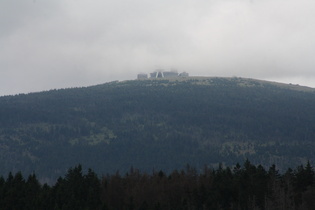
[0, 161, 314, 210]
[0, 77, 315, 183]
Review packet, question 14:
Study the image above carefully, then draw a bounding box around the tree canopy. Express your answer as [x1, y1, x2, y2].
[0, 77, 315, 181]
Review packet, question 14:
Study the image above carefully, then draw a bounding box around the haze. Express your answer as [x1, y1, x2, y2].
[1, 0, 315, 96]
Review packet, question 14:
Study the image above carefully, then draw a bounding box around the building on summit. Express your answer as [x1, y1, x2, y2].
[137, 69, 189, 79]
[150, 70, 164, 78]
[179, 72, 189, 77]
[137, 73, 148, 79]
[163, 71, 179, 78]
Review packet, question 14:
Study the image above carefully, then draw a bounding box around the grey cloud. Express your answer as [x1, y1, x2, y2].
[1, 0, 315, 95]
[0, 0, 61, 37]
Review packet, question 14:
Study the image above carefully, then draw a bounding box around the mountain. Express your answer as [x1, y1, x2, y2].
[0, 77, 315, 182]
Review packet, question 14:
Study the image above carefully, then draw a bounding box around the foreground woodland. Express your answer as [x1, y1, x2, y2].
[0, 160, 314, 210]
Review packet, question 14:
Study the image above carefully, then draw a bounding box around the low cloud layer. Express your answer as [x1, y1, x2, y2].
[1, 0, 315, 95]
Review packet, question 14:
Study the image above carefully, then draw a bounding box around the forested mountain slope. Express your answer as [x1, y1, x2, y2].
[0, 77, 314, 182]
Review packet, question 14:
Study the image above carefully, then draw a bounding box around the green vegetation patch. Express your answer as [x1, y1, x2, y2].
[69, 127, 116, 146]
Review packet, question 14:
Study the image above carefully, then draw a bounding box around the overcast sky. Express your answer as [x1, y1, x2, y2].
[1, 0, 315, 96]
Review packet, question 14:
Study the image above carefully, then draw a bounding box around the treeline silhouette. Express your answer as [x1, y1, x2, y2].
[0, 160, 314, 210]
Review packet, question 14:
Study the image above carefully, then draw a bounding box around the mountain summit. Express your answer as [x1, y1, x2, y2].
[1, 77, 314, 182]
